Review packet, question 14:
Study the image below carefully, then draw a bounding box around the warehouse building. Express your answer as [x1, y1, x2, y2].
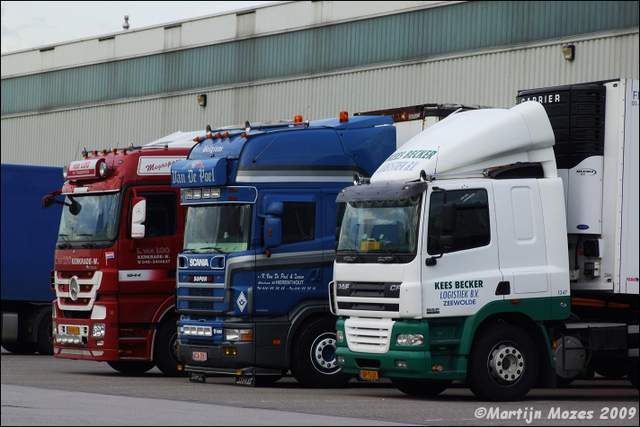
[1, 0, 638, 166]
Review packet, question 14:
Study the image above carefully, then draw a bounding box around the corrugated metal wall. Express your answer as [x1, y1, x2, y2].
[3, 32, 637, 167]
[2, 1, 638, 116]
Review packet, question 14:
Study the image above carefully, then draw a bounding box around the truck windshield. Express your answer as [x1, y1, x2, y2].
[337, 195, 421, 254]
[57, 193, 119, 242]
[183, 204, 252, 254]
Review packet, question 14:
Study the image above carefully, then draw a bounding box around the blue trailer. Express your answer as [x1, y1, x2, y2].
[1, 164, 63, 354]
[172, 113, 396, 386]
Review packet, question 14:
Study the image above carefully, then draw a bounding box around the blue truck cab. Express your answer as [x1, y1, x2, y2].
[172, 113, 395, 386]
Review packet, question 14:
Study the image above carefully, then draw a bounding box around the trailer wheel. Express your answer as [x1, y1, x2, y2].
[290, 317, 351, 387]
[154, 317, 186, 377]
[107, 361, 156, 374]
[627, 360, 639, 390]
[467, 324, 538, 401]
[391, 378, 452, 397]
[36, 314, 54, 355]
[594, 363, 627, 379]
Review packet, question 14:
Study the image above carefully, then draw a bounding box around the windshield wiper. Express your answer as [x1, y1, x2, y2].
[339, 249, 361, 263]
[377, 250, 399, 263]
[182, 247, 225, 254]
[57, 233, 71, 249]
[200, 246, 225, 253]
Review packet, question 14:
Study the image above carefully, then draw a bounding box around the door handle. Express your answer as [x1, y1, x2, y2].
[308, 268, 321, 282]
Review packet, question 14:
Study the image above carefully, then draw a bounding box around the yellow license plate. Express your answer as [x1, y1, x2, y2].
[359, 370, 379, 381]
[68, 326, 80, 335]
[360, 241, 380, 251]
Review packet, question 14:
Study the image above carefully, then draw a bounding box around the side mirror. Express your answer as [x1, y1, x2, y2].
[131, 197, 146, 239]
[42, 195, 55, 209]
[441, 203, 457, 235]
[425, 202, 457, 266]
[336, 202, 345, 227]
[266, 201, 283, 215]
[439, 203, 457, 253]
[263, 216, 282, 249]
[439, 235, 455, 253]
[68, 198, 82, 216]
[42, 190, 71, 211]
[334, 226, 341, 252]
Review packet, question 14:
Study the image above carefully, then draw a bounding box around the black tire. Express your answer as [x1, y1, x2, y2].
[555, 375, 574, 388]
[36, 314, 54, 355]
[254, 373, 284, 387]
[290, 317, 351, 387]
[153, 317, 186, 377]
[594, 362, 627, 379]
[2, 340, 37, 355]
[391, 377, 452, 397]
[467, 324, 538, 401]
[107, 360, 156, 374]
[626, 360, 639, 390]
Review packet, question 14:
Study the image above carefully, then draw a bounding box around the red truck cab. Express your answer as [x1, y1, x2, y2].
[43, 133, 199, 375]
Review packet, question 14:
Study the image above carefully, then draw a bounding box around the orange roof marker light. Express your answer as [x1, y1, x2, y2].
[294, 115, 303, 123]
[339, 111, 349, 122]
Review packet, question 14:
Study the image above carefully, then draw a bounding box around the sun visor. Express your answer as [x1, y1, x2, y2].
[170, 157, 227, 187]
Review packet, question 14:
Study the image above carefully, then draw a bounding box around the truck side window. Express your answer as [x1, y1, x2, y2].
[135, 192, 178, 238]
[427, 189, 490, 255]
[281, 202, 315, 245]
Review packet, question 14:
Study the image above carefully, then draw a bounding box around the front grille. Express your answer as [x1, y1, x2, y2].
[338, 302, 399, 311]
[344, 317, 395, 354]
[188, 288, 216, 297]
[334, 281, 401, 315]
[54, 271, 102, 312]
[188, 301, 214, 311]
[336, 282, 401, 298]
[356, 358, 381, 368]
[61, 310, 91, 319]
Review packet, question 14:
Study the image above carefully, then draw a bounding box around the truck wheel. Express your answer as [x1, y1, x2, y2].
[2, 341, 37, 355]
[254, 372, 285, 387]
[153, 318, 186, 377]
[291, 317, 351, 387]
[107, 361, 156, 374]
[391, 378, 452, 396]
[36, 314, 54, 355]
[467, 324, 538, 401]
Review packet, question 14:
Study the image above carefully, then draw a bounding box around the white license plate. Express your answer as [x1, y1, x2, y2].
[192, 351, 207, 362]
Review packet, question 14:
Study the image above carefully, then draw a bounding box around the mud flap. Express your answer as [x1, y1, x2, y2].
[189, 372, 206, 383]
[234, 374, 255, 386]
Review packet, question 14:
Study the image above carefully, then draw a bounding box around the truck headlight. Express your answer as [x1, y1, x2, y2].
[224, 328, 253, 342]
[396, 334, 424, 346]
[336, 330, 344, 343]
[91, 323, 106, 338]
[182, 325, 212, 336]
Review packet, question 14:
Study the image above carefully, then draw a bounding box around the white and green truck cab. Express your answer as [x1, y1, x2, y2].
[331, 79, 638, 401]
